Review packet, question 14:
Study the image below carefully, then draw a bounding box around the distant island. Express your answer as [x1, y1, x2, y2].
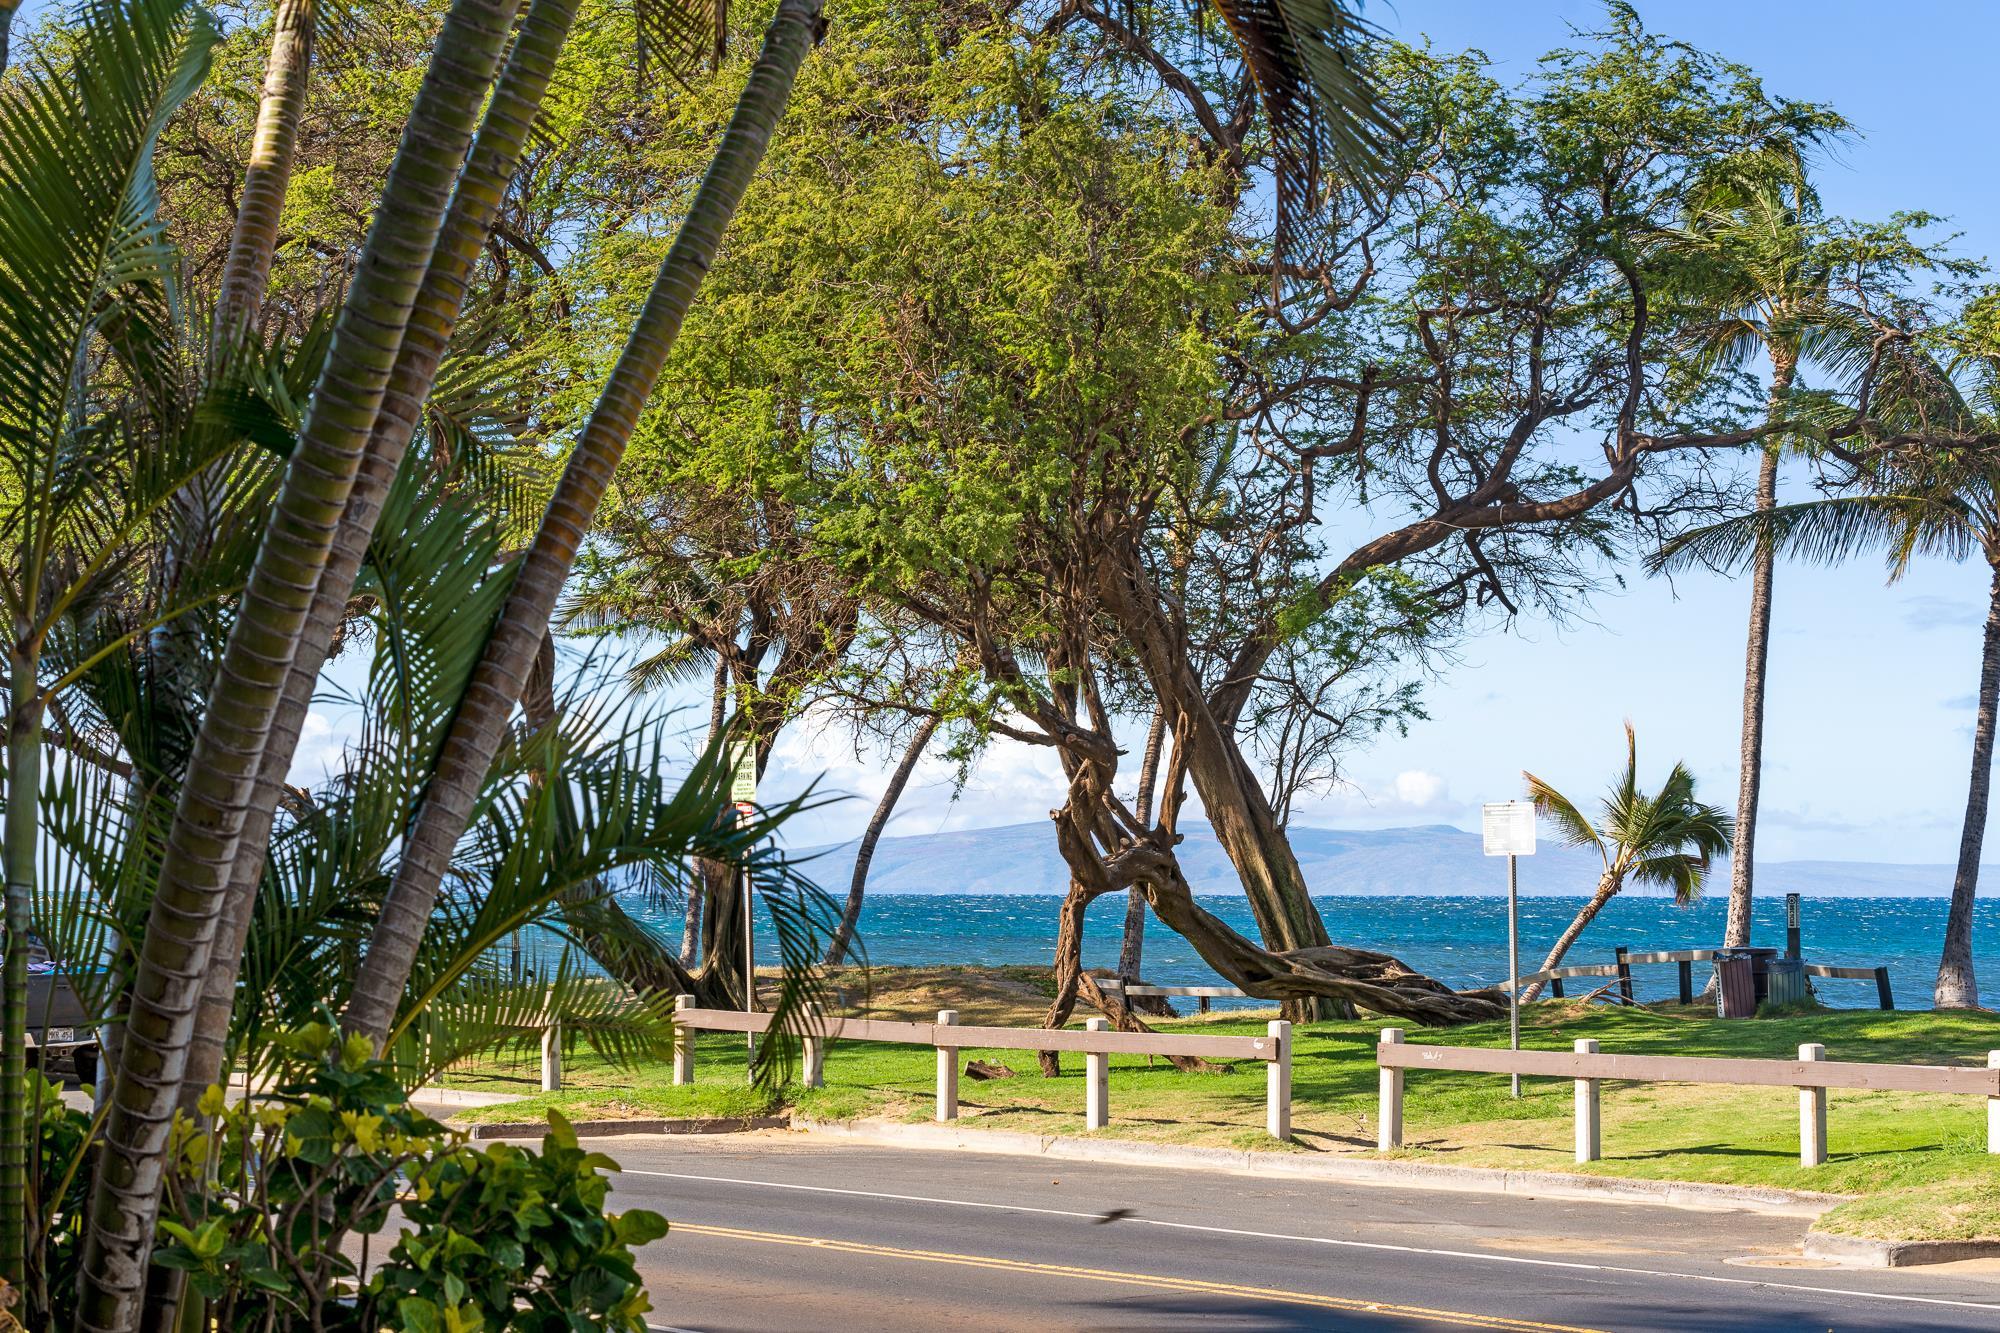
[791, 821, 1982, 898]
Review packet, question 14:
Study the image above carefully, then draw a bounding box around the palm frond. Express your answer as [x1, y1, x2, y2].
[1649, 494, 1977, 583]
[1522, 769, 1604, 861]
[1209, 0, 1396, 238]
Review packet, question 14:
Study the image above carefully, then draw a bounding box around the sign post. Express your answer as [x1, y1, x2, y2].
[1482, 801, 1537, 1098]
[1785, 892, 1802, 960]
[730, 744, 759, 1074]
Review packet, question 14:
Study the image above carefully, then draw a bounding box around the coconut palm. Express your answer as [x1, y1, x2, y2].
[1659, 160, 1872, 955]
[1519, 725, 1733, 1001]
[1651, 330, 2000, 1007]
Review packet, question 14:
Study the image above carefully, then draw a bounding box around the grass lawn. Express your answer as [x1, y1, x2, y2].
[435, 967, 2000, 1243]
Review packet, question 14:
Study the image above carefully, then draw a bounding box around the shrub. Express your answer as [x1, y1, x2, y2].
[154, 1024, 666, 1330]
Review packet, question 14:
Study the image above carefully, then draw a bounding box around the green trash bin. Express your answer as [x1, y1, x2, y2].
[1763, 957, 1807, 1008]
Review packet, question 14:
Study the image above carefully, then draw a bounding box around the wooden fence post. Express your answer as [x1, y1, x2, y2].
[803, 1002, 825, 1090]
[1378, 1027, 1404, 1151]
[1988, 1051, 1999, 1154]
[1550, 976, 1564, 999]
[935, 1010, 959, 1122]
[672, 994, 694, 1086]
[1874, 967, 1895, 1011]
[541, 1020, 562, 1093]
[1266, 1020, 1292, 1142]
[1615, 947, 1634, 1004]
[1085, 1017, 1110, 1130]
[1799, 1043, 1828, 1167]
[1573, 1038, 1600, 1163]
[1677, 960, 1693, 1006]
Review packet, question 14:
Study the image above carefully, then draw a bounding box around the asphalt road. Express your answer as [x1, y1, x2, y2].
[591, 1132, 2000, 1333]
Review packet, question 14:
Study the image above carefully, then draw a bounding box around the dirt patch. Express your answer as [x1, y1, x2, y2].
[817, 965, 1060, 1027]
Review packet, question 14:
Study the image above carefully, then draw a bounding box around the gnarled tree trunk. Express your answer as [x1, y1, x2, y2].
[1117, 707, 1165, 980]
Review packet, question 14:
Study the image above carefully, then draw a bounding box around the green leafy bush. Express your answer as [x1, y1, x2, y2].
[155, 1024, 666, 1330]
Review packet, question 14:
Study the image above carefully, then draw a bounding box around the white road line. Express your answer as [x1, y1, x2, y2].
[621, 1168, 2000, 1315]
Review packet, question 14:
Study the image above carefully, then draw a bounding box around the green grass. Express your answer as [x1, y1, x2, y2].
[440, 993, 2000, 1244]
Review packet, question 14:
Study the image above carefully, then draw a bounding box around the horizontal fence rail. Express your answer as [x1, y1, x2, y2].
[1098, 979, 1251, 1014]
[671, 998, 1293, 1140]
[1374, 1030, 2000, 1167]
[1505, 949, 1895, 1010]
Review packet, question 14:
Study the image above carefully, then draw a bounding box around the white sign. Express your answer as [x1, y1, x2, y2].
[729, 743, 758, 805]
[1482, 801, 1536, 857]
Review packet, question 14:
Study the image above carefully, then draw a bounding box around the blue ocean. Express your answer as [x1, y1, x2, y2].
[684, 893, 2000, 1011]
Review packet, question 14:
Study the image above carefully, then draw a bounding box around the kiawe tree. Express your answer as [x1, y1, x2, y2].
[637, 1, 1907, 1024]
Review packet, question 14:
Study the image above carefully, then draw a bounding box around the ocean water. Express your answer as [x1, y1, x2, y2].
[669, 893, 2000, 1011]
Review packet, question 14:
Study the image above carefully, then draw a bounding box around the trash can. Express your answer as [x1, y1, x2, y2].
[1743, 947, 1781, 1005]
[1763, 957, 1807, 1009]
[1714, 951, 1757, 1019]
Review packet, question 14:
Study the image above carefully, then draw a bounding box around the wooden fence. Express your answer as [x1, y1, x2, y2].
[1374, 1029, 2000, 1167]
[1103, 950, 1898, 1013]
[671, 997, 1295, 1139]
[1516, 948, 1896, 1010]
[1097, 978, 1245, 1014]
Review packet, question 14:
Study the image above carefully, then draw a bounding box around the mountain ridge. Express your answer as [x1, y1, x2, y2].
[789, 820, 1981, 898]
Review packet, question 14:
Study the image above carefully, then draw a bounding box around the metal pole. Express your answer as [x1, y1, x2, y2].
[1785, 892, 1801, 960]
[743, 863, 756, 1076]
[1508, 852, 1520, 1099]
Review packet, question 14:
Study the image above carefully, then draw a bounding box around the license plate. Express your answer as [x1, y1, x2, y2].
[46, 1027, 74, 1044]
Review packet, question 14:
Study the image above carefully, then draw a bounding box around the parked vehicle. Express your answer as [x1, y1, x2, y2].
[23, 955, 101, 1087]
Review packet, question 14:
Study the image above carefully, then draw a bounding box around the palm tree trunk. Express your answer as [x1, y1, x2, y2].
[825, 716, 934, 966]
[76, 6, 519, 1326]
[341, 0, 826, 1043]
[1, 636, 41, 1291]
[209, 0, 315, 354]
[1723, 359, 1795, 949]
[1935, 560, 2000, 1008]
[0, 1, 20, 77]
[177, 0, 582, 1110]
[1117, 707, 1166, 979]
[1520, 866, 1622, 1002]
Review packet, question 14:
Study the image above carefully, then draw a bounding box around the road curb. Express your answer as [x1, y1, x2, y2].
[792, 1117, 1845, 1218]
[467, 1114, 789, 1140]
[1802, 1231, 2000, 1268]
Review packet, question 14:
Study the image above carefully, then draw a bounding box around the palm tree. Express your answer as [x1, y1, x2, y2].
[209, 0, 317, 354]
[0, 0, 220, 1290]
[76, 0, 522, 1321]
[342, 0, 830, 1042]
[1651, 345, 2000, 1006]
[1519, 725, 1733, 1001]
[180, 0, 589, 1111]
[1659, 161, 1865, 956]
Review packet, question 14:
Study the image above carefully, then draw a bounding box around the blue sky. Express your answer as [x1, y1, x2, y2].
[757, 2, 2000, 865]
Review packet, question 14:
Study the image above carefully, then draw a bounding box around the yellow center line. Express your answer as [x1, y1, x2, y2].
[669, 1221, 1608, 1332]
